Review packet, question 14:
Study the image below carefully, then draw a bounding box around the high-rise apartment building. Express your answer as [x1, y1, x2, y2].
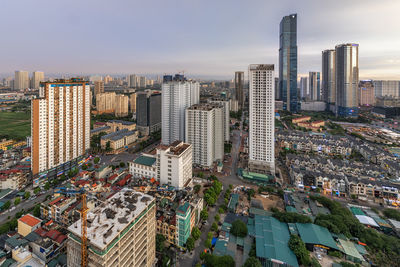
[322, 49, 336, 104]
[300, 77, 308, 99]
[248, 64, 275, 175]
[359, 80, 375, 106]
[335, 43, 359, 117]
[128, 74, 138, 88]
[31, 78, 90, 175]
[208, 98, 230, 142]
[139, 76, 147, 88]
[67, 190, 156, 267]
[31, 71, 44, 89]
[96, 92, 116, 114]
[161, 74, 200, 145]
[115, 94, 129, 117]
[309, 72, 321, 101]
[156, 141, 192, 188]
[279, 14, 298, 112]
[130, 92, 137, 113]
[274, 77, 280, 100]
[234, 71, 244, 110]
[136, 91, 162, 135]
[94, 81, 104, 96]
[185, 103, 224, 167]
[373, 80, 400, 98]
[104, 75, 113, 84]
[14, 70, 29, 90]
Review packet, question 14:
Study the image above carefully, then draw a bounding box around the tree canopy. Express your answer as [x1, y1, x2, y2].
[230, 219, 248, 237]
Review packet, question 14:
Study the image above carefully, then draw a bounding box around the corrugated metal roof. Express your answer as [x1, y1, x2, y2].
[338, 239, 364, 261]
[133, 155, 156, 167]
[295, 223, 339, 250]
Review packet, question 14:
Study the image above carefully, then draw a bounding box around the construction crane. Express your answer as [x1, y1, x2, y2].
[55, 187, 88, 267]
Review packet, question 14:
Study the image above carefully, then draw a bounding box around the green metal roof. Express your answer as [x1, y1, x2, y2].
[0, 189, 13, 199]
[133, 155, 156, 166]
[221, 222, 232, 233]
[0, 258, 16, 267]
[228, 194, 239, 211]
[254, 215, 299, 267]
[286, 206, 297, 213]
[241, 170, 274, 183]
[249, 207, 272, 217]
[355, 244, 368, 255]
[338, 239, 364, 261]
[349, 207, 365, 216]
[295, 223, 339, 250]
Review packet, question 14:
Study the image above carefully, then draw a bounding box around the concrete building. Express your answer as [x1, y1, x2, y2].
[186, 103, 224, 167]
[129, 155, 157, 179]
[94, 81, 104, 96]
[156, 141, 192, 188]
[136, 91, 162, 135]
[31, 71, 44, 90]
[234, 71, 244, 110]
[100, 129, 137, 150]
[31, 78, 90, 175]
[130, 93, 136, 113]
[335, 43, 359, 117]
[300, 77, 308, 99]
[359, 80, 375, 106]
[176, 202, 191, 247]
[161, 74, 200, 144]
[139, 76, 147, 88]
[104, 75, 113, 84]
[96, 92, 116, 114]
[67, 190, 156, 267]
[14, 70, 29, 90]
[300, 101, 327, 112]
[373, 80, 400, 98]
[248, 64, 275, 175]
[105, 120, 136, 132]
[279, 14, 298, 112]
[115, 94, 129, 117]
[309, 72, 321, 101]
[208, 98, 230, 142]
[322, 49, 336, 105]
[127, 74, 138, 88]
[18, 214, 42, 237]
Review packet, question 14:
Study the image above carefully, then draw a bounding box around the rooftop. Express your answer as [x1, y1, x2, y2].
[187, 103, 222, 111]
[101, 129, 136, 141]
[295, 223, 339, 250]
[133, 155, 156, 167]
[18, 214, 41, 227]
[109, 120, 135, 126]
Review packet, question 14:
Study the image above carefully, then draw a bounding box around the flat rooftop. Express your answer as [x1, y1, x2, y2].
[101, 128, 136, 141]
[187, 103, 222, 111]
[68, 189, 154, 251]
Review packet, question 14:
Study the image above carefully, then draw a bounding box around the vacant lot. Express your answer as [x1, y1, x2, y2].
[0, 111, 31, 140]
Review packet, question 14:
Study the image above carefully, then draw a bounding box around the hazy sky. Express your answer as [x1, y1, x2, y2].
[1, 0, 400, 79]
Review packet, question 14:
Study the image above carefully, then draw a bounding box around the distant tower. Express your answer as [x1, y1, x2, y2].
[234, 71, 244, 110]
[31, 71, 44, 89]
[14, 70, 29, 90]
[322, 49, 336, 106]
[309, 72, 321, 101]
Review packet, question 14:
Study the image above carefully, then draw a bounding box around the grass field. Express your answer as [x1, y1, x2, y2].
[0, 111, 31, 140]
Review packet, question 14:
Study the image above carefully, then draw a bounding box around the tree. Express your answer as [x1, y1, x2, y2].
[106, 141, 111, 151]
[211, 222, 218, 232]
[87, 162, 93, 167]
[186, 237, 195, 251]
[33, 204, 41, 218]
[33, 187, 40, 195]
[14, 197, 21, 206]
[230, 219, 248, 237]
[214, 214, 220, 222]
[197, 172, 204, 178]
[247, 188, 255, 200]
[119, 162, 125, 168]
[191, 227, 201, 240]
[229, 184, 233, 190]
[243, 257, 262, 267]
[288, 234, 310, 266]
[204, 238, 212, 249]
[383, 208, 400, 221]
[2, 201, 11, 210]
[156, 234, 166, 253]
[204, 254, 235, 267]
[82, 164, 88, 170]
[94, 157, 100, 164]
[218, 207, 224, 214]
[194, 184, 201, 194]
[200, 209, 208, 221]
[24, 191, 30, 199]
[44, 182, 50, 191]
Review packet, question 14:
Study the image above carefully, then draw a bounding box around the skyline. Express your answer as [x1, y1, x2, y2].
[1, 0, 400, 79]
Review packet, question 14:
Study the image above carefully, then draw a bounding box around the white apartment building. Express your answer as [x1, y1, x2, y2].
[156, 141, 192, 188]
[129, 155, 157, 179]
[208, 98, 230, 142]
[186, 103, 224, 167]
[161, 75, 200, 145]
[248, 64, 275, 175]
[14, 70, 29, 90]
[31, 78, 90, 175]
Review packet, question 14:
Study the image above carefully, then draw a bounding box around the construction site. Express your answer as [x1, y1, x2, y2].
[67, 189, 156, 267]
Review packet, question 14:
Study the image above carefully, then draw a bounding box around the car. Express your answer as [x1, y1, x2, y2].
[317, 254, 322, 260]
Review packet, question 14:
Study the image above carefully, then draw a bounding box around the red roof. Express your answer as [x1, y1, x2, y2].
[45, 220, 53, 226]
[46, 229, 61, 241]
[34, 227, 48, 237]
[49, 196, 64, 206]
[55, 234, 67, 244]
[18, 214, 41, 227]
[108, 174, 118, 181]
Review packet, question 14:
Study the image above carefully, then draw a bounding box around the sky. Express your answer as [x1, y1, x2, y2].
[1, 0, 400, 80]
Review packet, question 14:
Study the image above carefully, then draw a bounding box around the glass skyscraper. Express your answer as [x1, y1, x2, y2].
[279, 14, 298, 112]
[322, 49, 336, 105]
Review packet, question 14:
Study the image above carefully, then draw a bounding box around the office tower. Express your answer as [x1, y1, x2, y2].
[130, 93, 137, 113]
[67, 190, 156, 267]
[136, 91, 162, 135]
[322, 49, 336, 104]
[94, 80, 104, 96]
[186, 103, 224, 167]
[31, 78, 90, 175]
[128, 74, 138, 88]
[248, 64, 275, 175]
[104, 75, 113, 84]
[96, 92, 116, 113]
[373, 80, 400, 98]
[234, 71, 244, 109]
[300, 77, 308, 99]
[115, 94, 129, 117]
[309, 72, 321, 101]
[156, 141, 192, 188]
[359, 80, 375, 106]
[335, 43, 359, 117]
[31, 71, 44, 89]
[14, 71, 29, 90]
[274, 77, 280, 100]
[161, 74, 200, 145]
[208, 98, 230, 142]
[279, 14, 298, 112]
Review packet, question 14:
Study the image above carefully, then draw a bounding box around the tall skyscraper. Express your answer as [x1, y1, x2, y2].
[186, 103, 224, 167]
[279, 14, 298, 112]
[248, 64, 275, 175]
[130, 92, 137, 113]
[274, 77, 280, 100]
[31, 78, 90, 175]
[31, 71, 44, 89]
[322, 49, 336, 105]
[96, 92, 116, 113]
[94, 80, 104, 96]
[115, 94, 129, 117]
[335, 43, 359, 117]
[139, 76, 147, 88]
[300, 77, 308, 99]
[128, 74, 138, 88]
[136, 91, 161, 135]
[14, 70, 29, 90]
[208, 98, 230, 142]
[161, 74, 200, 145]
[309, 72, 321, 101]
[234, 71, 244, 110]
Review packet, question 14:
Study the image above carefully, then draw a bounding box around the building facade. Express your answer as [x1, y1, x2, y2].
[300, 77, 308, 99]
[130, 93, 136, 113]
[234, 71, 244, 110]
[31, 78, 90, 175]
[96, 92, 116, 114]
[136, 91, 162, 135]
[94, 81, 104, 96]
[359, 80, 375, 106]
[309, 72, 321, 101]
[115, 94, 129, 117]
[176, 202, 191, 247]
[279, 14, 298, 112]
[373, 80, 400, 98]
[185, 103, 224, 167]
[335, 43, 359, 117]
[322, 49, 336, 105]
[14, 70, 29, 90]
[161, 74, 200, 145]
[208, 98, 230, 142]
[31, 71, 44, 90]
[248, 64, 275, 175]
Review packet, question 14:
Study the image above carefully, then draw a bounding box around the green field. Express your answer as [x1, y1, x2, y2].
[0, 112, 31, 140]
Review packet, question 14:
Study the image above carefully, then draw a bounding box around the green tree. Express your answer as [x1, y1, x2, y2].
[197, 172, 204, 178]
[2, 201, 11, 210]
[310, 257, 322, 267]
[288, 234, 310, 266]
[214, 214, 220, 222]
[33, 204, 41, 218]
[200, 209, 208, 221]
[243, 256, 262, 267]
[81, 164, 88, 170]
[94, 157, 100, 164]
[14, 197, 21, 206]
[44, 182, 50, 191]
[24, 191, 30, 199]
[33, 187, 40, 195]
[230, 219, 248, 237]
[119, 162, 125, 168]
[191, 227, 201, 240]
[156, 234, 166, 253]
[247, 188, 255, 200]
[186, 237, 195, 251]
[194, 184, 201, 194]
[211, 222, 218, 232]
[383, 208, 400, 221]
[218, 207, 224, 214]
[205, 238, 212, 249]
